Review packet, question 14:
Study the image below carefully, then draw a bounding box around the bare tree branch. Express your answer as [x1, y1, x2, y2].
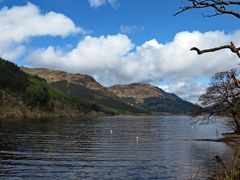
[174, 0, 240, 18]
[175, 1, 240, 57]
[199, 70, 240, 132]
[230, 69, 240, 88]
[190, 42, 240, 58]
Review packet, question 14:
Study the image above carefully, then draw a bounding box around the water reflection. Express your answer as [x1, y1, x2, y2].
[0, 116, 234, 179]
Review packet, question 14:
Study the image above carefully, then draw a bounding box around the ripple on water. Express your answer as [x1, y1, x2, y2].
[0, 116, 234, 179]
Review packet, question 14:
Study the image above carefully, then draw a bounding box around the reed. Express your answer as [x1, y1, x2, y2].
[211, 152, 240, 180]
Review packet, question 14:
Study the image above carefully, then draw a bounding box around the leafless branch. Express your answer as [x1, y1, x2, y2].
[175, 1, 240, 57]
[230, 69, 240, 88]
[190, 42, 240, 58]
[174, 0, 240, 19]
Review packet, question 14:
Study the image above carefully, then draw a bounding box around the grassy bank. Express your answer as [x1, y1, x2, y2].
[0, 89, 85, 120]
[210, 134, 240, 180]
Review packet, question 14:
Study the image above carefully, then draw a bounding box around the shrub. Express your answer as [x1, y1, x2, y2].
[25, 79, 50, 108]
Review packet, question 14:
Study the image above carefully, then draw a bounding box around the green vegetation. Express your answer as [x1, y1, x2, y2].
[25, 77, 50, 108]
[142, 96, 196, 114]
[0, 59, 91, 119]
[0, 58, 29, 93]
[51, 80, 145, 115]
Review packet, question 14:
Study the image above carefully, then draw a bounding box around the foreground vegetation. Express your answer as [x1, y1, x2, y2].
[211, 147, 240, 180]
[213, 134, 240, 180]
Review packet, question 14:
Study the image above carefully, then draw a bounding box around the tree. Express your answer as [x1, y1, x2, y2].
[199, 69, 240, 133]
[0, 58, 29, 93]
[26, 79, 50, 108]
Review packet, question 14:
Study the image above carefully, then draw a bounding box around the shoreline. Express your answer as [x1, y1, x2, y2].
[0, 111, 107, 121]
[0, 112, 189, 121]
[221, 133, 240, 147]
[188, 133, 240, 147]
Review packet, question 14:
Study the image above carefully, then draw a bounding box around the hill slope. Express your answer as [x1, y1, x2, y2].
[0, 59, 96, 119]
[109, 83, 196, 114]
[21, 67, 145, 115]
[21, 67, 108, 92]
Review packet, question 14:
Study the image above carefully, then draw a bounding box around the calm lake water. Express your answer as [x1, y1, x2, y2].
[0, 116, 235, 179]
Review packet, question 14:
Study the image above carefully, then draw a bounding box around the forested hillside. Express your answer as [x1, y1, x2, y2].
[0, 58, 145, 119]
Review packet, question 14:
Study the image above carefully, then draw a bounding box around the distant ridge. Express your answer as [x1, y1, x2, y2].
[109, 83, 196, 114]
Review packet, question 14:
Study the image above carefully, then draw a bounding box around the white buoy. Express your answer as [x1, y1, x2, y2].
[110, 129, 113, 134]
[136, 136, 139, 143]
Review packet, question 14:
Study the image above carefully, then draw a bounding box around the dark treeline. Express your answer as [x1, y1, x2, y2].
[0, 58, 29, 93]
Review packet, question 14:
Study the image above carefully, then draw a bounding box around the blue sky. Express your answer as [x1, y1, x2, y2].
[0, 0, 239, 102]
[2, 0, 239, 45]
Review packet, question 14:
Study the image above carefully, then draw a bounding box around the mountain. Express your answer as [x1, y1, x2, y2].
[21, 67, 145, 115]
[109, 83, 196, 114]
[21, 67, 106, 92]
[21, 67, 196, 114]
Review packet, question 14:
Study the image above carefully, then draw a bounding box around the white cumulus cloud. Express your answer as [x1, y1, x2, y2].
[26, 30, 240, 102]
[26, 34, 133, 74]
[0, 3, 82, 60]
